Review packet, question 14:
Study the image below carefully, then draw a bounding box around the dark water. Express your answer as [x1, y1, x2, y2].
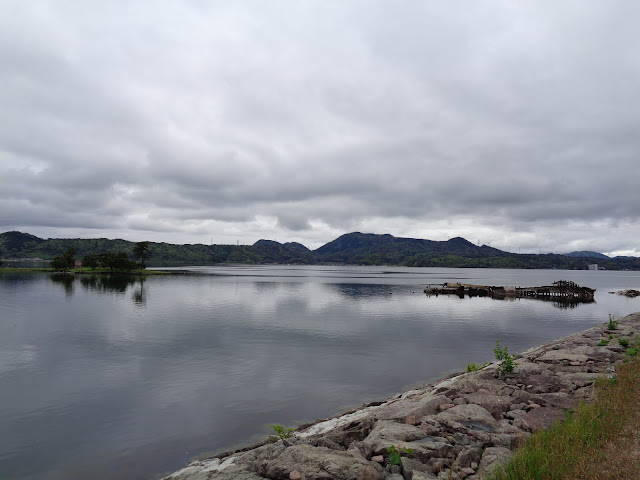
[1, 266, 639, 480]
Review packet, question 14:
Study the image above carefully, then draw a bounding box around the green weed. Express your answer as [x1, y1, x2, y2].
[466, 362, 488, 372]
[387, 445, 414, 466]
[494, 341, 516, 378]
[269, 424, 295, 440]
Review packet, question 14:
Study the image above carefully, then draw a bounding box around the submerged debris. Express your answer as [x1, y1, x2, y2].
[424, 280, 595, 304]
[609, 289, 640, 298]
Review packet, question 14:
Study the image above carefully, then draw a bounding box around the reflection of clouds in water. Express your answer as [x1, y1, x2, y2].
[4, 268, 640, 480]
[0, 344, 38, 374]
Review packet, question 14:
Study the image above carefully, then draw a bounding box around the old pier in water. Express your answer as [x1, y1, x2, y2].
[424, 280, 596, 303]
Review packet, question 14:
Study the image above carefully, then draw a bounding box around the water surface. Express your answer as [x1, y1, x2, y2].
[1, 266, 639, 479]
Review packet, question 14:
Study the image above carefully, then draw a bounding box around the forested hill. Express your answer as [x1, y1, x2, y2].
[2, 230, 640, 270]
[0, 231, 317, 265]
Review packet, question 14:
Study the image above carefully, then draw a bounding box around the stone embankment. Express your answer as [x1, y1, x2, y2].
[164, 312, 640, 480]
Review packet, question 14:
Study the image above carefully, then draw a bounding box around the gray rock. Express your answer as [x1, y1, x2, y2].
[312, 437, 346, 450]
[388, 465, 401, 474]
[401, 457, 434, 475]
[436, 404, 498, 431]
[505, 409, 526, 420]
[459, 467, 475, 478]
[236, 443, 286, 476]
[519, 407, 567, 431]
[462, 393, 512, 420]
[412, 473, 438, 480]
[537, 350, 589, 363]
[347, 441, 373, 460]
[185, 465, 267, 480]
[363, 421, 428, 452]
[456, 447, 481, 468]
[265, 445, 382, 480]
[386, 474, 404, 480]
[437, 470, 460, 480]
[376, 395, 450, 421]
[320, 417, 377, 448]
[363, 420, 452, 462]
[356, 465, 381, 480]
[470, 446, 512, 479]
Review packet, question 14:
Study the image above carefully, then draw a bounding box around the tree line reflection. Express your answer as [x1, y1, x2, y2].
[50, 274, 147, 305]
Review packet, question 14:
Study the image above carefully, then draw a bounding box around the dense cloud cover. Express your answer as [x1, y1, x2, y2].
[1, 1, 638, 255]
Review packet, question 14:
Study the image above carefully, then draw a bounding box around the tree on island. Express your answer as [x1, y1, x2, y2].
[51, 247, 77, 271]
[97, 252, 138, 271]
[81, 253, 100, 270]
[133, 241, 150, 269]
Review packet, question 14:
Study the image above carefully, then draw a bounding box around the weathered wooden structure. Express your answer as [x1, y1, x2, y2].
[424, 280, 595, 303]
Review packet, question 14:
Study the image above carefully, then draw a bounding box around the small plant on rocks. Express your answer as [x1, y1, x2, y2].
[597, 339, 609, 346]
[607, 314, 619, 330]
[619, 338, 630, 348]
[626, 347, 639, 357]
[494, 341, 516, 378]
[269, 424, 295, 440]
[387, 445, 414, 466]
[466, 362, 488, 372]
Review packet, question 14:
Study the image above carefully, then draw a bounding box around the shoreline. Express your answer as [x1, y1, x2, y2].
[163, 312, 640, 480]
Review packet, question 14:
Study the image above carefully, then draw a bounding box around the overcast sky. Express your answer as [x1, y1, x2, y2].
[1, 1, 639, 255]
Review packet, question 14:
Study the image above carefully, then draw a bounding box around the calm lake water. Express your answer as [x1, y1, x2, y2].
[1, 266, 640, 480]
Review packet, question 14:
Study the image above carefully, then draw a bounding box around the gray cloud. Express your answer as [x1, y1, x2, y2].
[1, 1, 639, 256]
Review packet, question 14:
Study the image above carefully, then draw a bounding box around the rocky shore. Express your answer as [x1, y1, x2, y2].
[164, 312, 640, 480]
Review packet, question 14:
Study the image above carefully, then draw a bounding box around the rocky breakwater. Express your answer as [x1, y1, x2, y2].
[164, 312, 640, 480]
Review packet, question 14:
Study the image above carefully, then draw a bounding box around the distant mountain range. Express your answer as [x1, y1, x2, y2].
[2, 230, 639, 270]
[563, 250, 610, 259]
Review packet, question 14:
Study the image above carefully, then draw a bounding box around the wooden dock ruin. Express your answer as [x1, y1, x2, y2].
[424, 280, 595, 303]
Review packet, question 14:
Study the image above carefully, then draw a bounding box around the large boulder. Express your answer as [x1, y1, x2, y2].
[375, 395, 450, 421]
[362, 420, 453, 463]
[469, 446, 512, 479]
[519, 407, 567, 431]
[436, 404, 498, 431]
[264, 445, 383, 480]
[461, 394, 512, 420]
[235, 442, 287, 476]
[537, 350, 589, 364]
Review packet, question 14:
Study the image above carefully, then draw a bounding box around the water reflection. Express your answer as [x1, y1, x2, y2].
[49, 273, 147, 305]
[49, 273, 74, 296]
[3, 267, 638, 480]
[80, 274, 139, 294]
[332, 283, 397, 298]
[132, 278, 147, 306]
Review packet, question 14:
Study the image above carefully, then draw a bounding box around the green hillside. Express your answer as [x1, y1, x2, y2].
[2, 230, 639, 270]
